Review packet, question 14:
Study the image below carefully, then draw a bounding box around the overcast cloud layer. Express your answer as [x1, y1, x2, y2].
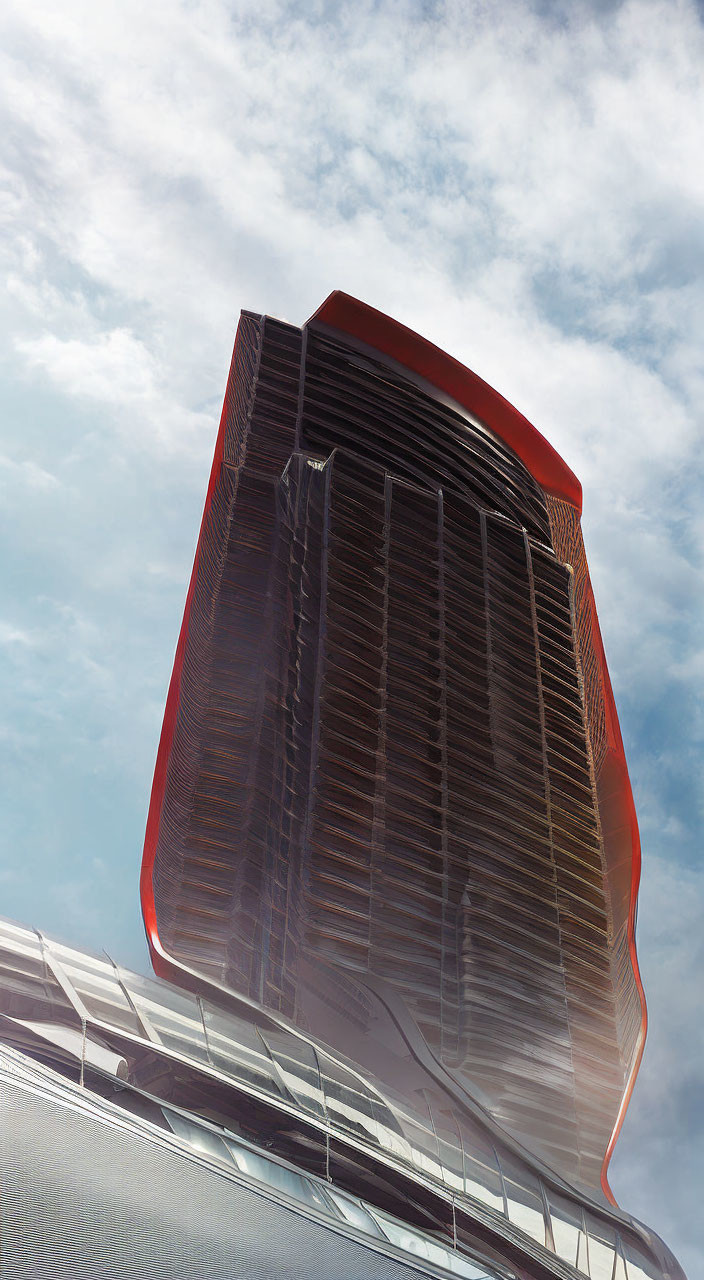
[0, 0, 702, 1271]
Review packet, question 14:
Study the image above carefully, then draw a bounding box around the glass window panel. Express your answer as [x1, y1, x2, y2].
[226, 1136, 319, 1206]
[0, 926, 75, 1020]
[373, 1110, 415, 1165]
[201, 1004, 287, 1101]
[375, 1076, 444, 1159]
[402, 1116, 445, 1183]
[369, 1209, 499, 1279]
[0, 919, 41, 949]
[434, 1133, 465, 1193]
[166, 1118, 334, 1220]
[48, 944, 143, 1035]
[0, 921, 46, 984]
[552, 1218, 581, 1269]
[0, 968, 74, 1022]
[576, 1230, 590, 1276]
[369, 1209, 448, 1264]
[258, 1028, 326, 1120]
[369, 1093, 414, 1165]
[461, 1142, 505, 1215]
[317, 1054, 383, 1148]
[0, 959, 48, 1004]
[421, 1092, 465, 1193]
[325, 1189, 383, 1237]
[623, 1239, 661, 1280]
[121, 972, 211, 1065]
[163, 1109, 234, 1165]
[547, 1189, 584, 1268]
[446, 1259, 502, 1280]
[588, 1239, 615, 1279]
[504, 1178, 546, 1245]
[291, 1175, 336, 1218]
[586, 1217, 619, 1280]
[451, 1115, 505, 1214]
[613, 1249, 628, 1280]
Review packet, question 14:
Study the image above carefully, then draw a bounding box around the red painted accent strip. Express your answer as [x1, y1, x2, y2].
[140, 318, 239, 978]
[307, 291, 582, 512]
[599, 754, 648, 1206]
[585, 592, 648, 1207]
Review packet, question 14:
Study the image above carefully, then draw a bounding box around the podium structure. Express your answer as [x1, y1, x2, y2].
[0, 294, 685, 1280]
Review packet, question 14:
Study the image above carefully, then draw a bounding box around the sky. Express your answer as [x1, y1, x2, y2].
[0, 0, 702, 1271]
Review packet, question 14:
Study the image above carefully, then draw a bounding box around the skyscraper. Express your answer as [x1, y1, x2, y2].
[143, 291, 646, 1199]
[0, 294, 685, 1280]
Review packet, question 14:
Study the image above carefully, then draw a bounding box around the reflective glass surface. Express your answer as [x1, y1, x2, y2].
[0, 918, 672, 1280]
[163, 1099, 506, 1280]
[48, 943, 143, 1035]
[546, 1189, 584, 1269]
[587, 1221, 620, 1280]
[201, 1003, 287, 1099]
[503, 1177, 546, 1246]
[369, 1209, 501, 1279]
[259, 1028, 327, 1121]
[623, 1241, 662, 1280]
[121, 970, 211, 1066]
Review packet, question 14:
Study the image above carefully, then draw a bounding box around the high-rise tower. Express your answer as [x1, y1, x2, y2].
[142, 293, 644, 1200]
[0, 294, 685, 1280]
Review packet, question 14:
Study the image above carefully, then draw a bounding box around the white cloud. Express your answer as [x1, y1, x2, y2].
[0, 621, 36, 647]
[17, 329, 159, 405]
[0, 454, 60, 492]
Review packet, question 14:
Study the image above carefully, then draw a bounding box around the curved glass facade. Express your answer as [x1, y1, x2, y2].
[0, 918, 682, 1279]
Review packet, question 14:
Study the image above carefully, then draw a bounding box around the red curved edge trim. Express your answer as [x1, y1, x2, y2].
[307, 291, 583, 512]
[141, 294, 645, 1202]
[140, 317, 243, 984]
[586, 593, 648, 1207]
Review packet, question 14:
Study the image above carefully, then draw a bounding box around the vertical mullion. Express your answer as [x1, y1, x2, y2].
[369, 475, 392, 961]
